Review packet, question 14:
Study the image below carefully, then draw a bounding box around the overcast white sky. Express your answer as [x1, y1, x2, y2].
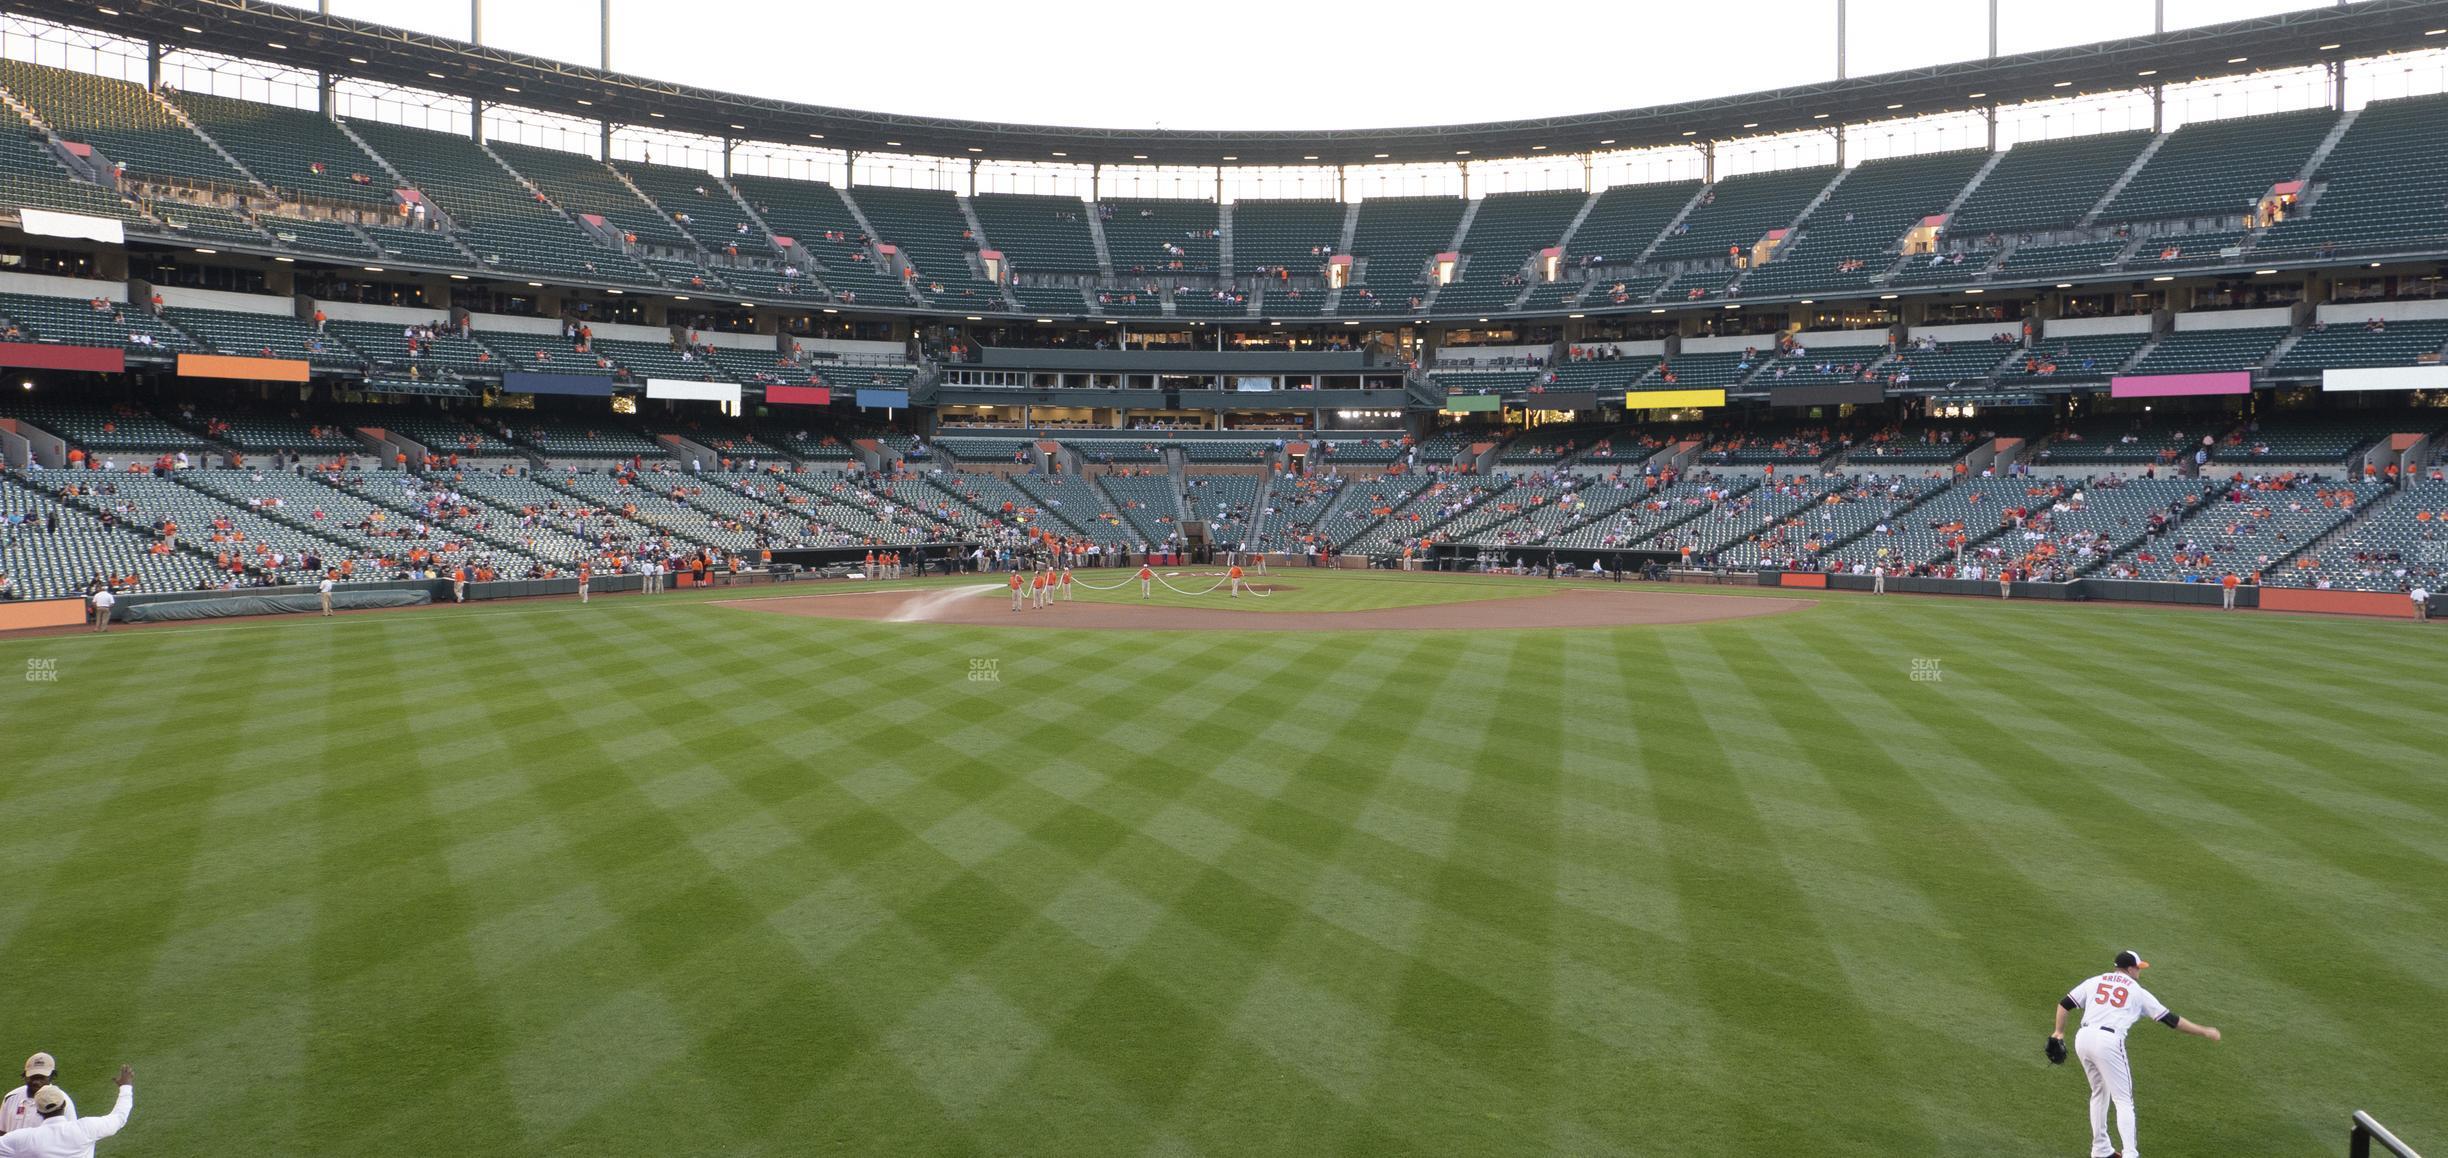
[268, 0, 2327, 130]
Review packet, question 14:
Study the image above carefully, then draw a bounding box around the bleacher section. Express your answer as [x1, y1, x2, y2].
[1740, 150, 1989, 298]
[727, 175, 906, 303]
[261, 214, 379, 258]
[846, 185, 1002, 302]
[971, 193, 1101, 274]
[2273, 319, 2448, 373]
[0, 292, 196, 358]
[1992, 238, 2126, 279]
[1649, 166, 1836, 263]
[165, 306, 357, 369]
[2125, 327, 2288, 375]
[2006, 332, 2150, 384]
[166, 91, 394, 208]
[1350, 197, 1467, 290]
[346, 118, 650, 285]
[489, 140, 687, 249]
[0, 107, 145, 220]
[1573, 181, 1701, 266]
[1878, 340, 2017, 389]
[2100, 108, 2336, 224]
[1232, 199, 1347, 272]
[1946, 130, 2154, 234]
[1437, 191, 1584, 314]
[0, 60, 246, 187]
[1102, 198, 1219, 274]
[0, 471, 226, 598]
[2256, 93, 2448, 261]
[2278, 480, 2448, 591]
[617, 162, 770, 256]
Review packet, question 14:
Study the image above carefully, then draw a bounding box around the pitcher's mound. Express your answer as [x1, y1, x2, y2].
[724, 584, 1805, 631]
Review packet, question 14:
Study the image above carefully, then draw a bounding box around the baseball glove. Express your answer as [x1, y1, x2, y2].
[2046, 1035, 2067, 1065]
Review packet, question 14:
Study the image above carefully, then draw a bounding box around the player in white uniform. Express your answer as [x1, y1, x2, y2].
[2049, 950, 2221, 1158]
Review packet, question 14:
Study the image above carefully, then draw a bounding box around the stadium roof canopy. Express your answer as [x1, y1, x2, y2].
[42, 0, 2448, 166]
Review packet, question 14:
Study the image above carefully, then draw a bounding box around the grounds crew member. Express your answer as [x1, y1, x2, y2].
[0, 1055, 70, 1134]
[1009, 569, 1024, 612]
[0, 1064, 131, 1157]
[1138, 563, 1154, 600]
[1228, 563, 1246, 597]
[318, 573, 334, 617]
[577, 562, 591, 604]
[88, 586, 113, 633]
[2047, 950, 2221, 1158]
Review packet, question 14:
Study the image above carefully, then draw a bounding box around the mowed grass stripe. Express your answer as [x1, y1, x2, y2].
[1, 576, 2442, 1156]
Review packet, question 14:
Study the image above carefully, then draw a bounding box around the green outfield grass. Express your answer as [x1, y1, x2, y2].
[1030, 566, 1584, 612]
[0, 577, 2441, 1157]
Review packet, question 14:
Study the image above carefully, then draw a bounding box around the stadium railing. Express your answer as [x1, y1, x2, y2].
[2351, 1111, 2422, 1158]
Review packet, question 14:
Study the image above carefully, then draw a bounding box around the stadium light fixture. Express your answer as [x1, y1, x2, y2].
[1741, 122, 1758, 129]
[363, 265, 383, 272]
[1303, 155, 1318, 160]
[739, 302, 755, 307]
[1965, 288, 1984, 294]
[427, 72, 447, 80]
[2151, 275, 2174, 282]
[1344, 320, 1360, 325]
[95, 4, 118, 12]
[1568, 313, 1584, 319]
[2429, 28, 2446, 35]
[1133, 154, 1147, 160]
[1598, 139, 1614, 145]
[1374, 153, 1390, 158]
[1650, 308, 1666, 314]
[449, 273, 469, 280]
[886, 141, 902, 147]
[504, 86, 521, 93]
[1479, 317, 1490, 322]
[651, 112, 667, 119]
[576, 99, 593, 106]
[2254, 269, 2278, 275]
[273, 256, 294, 263]
[966, 316, 981, 321]
[181, 24, 202, 32]
[1036, 318, 1053, 323]
[2228, 56, 2249, 64]
[2056, 282, 2074, 288]
[347, 56, 369, 64]
[18, 381, 29, 390]
[1051, 151, 1066, 157]
[1886, 103, 1905, 109]
[2138, 69, 2157, 76]
[1222, 156, 1238, 161]
[1812, 112, 1830, 119]
[1532, 144, 1548, 150]
[267, 42, 286, 50]
[966, 146, 982, 152]
[1967, 92, 1986, 99]
[193, 247, 215, 254]
[1722, 303, 1739, 309]
[1879, 293, 1898, 300]
[808, 133, 824, 140]
[822, 307, 838, 314]
[1799, 299, 1814, 304]
[730, 123, 745, 130]
[1457, 149, 1473, 154]
[528, 281, 544, 287]
[2053, 81, 2072, 87]
[607, 288, 623, 294]
[2371, 261, 2384, 267]
[2319, 43, 2341, 50]
[673, 295, 690, 301]
[1680, 130, 1697, 136]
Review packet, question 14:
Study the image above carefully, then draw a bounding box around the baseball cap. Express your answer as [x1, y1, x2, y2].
[2115, 950, 2150, 970]
[30, 1087, 64, 1114]
[21, 1053, 52, 1079]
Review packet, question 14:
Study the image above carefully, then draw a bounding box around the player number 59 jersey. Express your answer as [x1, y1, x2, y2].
[2067, 972, 2170, 1033]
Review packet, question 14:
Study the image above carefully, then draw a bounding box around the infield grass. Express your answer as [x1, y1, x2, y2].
[0, 572, 2440, 1157]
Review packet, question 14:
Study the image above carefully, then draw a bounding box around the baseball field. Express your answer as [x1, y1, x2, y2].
[1, 570, 2440, 1156]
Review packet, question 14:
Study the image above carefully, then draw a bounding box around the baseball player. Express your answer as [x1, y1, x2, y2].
[2048, 950, 2222, 1158]
[1031, 568, 1049, 610]
[1138, 563, 1154, 600]
[1008, 569, 1024, 612]
[1060, 567, 1073, 601]
[0, 1052, 73, 1133]
[577, 562, 591, 604]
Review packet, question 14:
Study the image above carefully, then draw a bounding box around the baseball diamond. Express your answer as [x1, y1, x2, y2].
[0, 1, 2445, 1155]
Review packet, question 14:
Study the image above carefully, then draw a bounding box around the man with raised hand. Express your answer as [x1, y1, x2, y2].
[0, 1064, 131, 1157]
